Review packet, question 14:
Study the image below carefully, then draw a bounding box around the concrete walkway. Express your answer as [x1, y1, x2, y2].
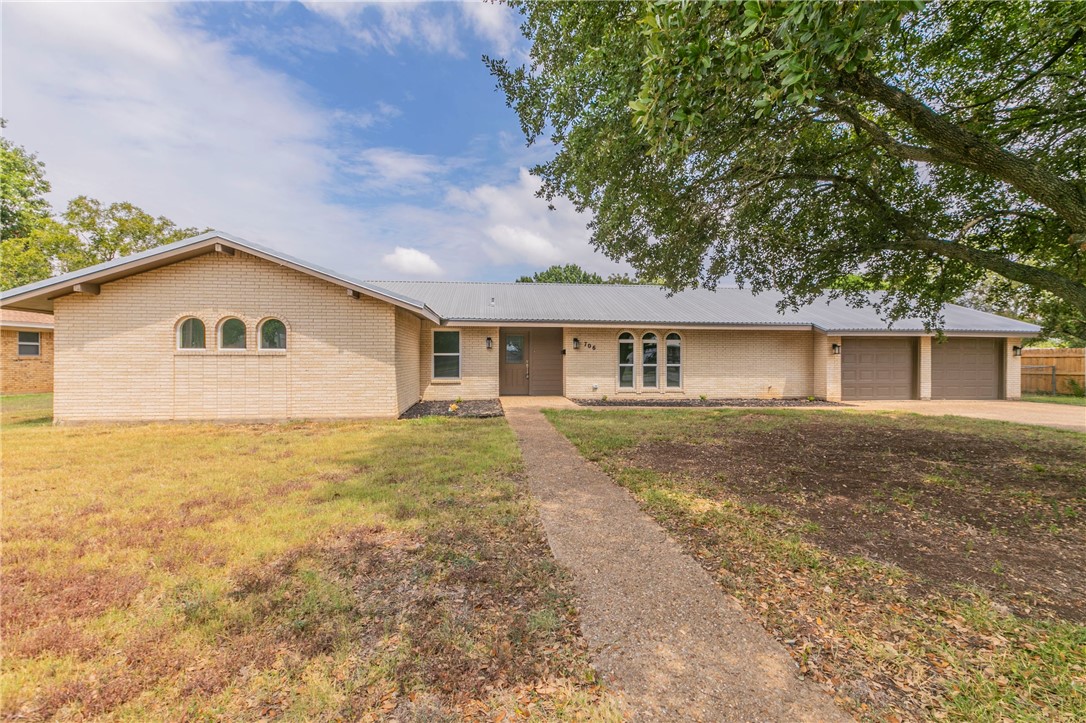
[844, 399, 1085, 432]
[502, 400, 849, 722]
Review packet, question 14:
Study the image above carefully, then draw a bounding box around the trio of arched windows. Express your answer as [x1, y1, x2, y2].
[177, 317, 287, 351]
[618, 332, 681, 389]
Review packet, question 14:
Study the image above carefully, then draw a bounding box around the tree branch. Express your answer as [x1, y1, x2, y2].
[841, 71, 1086, 235]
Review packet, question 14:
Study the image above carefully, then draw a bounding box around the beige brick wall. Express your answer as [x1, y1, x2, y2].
[1, 329, 54, 394]
[395, 309, 421, 413]
[1004, 337, 1022, 399]
[419, 323, 499, 400]
[563, 327, 819, 399]
[54, 251, 406, 421]
[811, 333, 842, 401]
[918, 336, 933, 400]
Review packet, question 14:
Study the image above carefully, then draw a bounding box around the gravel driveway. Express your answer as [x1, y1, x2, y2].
[503, 401, 850, 722]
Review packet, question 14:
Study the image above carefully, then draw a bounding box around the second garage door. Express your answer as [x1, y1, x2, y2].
[932, 338, 1002, 399]
[841, 337, 916, 400]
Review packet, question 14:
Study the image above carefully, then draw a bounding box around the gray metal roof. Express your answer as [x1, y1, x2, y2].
[0, 230, 1039, 335]
[369, 281, 1041, 334]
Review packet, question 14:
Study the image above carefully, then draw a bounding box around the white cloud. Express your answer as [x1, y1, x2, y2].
[347, 148, 445, 191]
[300, 1, 522, 58]
[382, 246, 443, 277]
[443, 168, 628, 275]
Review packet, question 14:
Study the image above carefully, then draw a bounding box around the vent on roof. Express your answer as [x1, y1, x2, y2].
[490, 297, 495, 307]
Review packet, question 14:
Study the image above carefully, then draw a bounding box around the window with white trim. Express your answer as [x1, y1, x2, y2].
[219, 318, 246, 350]
[178, 318, 205, 349]
[666, 333, 681, 388]
[618, 332, 634, 388]
[17, 331, 40, 357]
[642, 333, 658, 388]
[433, 330, 460, 378]
[259, 319, 287, 350]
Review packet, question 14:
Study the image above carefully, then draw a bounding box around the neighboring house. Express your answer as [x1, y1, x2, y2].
[0, 232, 1038, 422]
[1, 309, 55, 395]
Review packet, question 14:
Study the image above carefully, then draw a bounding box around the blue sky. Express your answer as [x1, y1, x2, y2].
[2, 1, 629, 280]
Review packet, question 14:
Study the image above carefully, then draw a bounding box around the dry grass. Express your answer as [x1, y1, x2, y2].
[2, 395, 621, 721]
[548, 408, 1086, 722]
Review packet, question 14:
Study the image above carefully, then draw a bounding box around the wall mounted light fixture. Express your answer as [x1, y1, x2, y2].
[486, 337, 493, 350]
[831, 343, 841, 355]
[572, 338, 581, 350]
[1012, 345, 1022, 357]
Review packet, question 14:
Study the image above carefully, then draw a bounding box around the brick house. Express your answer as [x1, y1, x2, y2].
[1, 309, 54, 394]
[0, 232, 1038, 422]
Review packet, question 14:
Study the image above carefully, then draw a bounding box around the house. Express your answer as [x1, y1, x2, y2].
[0, 232, 1038, 422]
[1, 309, 55, 395]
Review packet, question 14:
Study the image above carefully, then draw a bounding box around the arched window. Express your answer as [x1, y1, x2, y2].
[177, 318, 205, 349]
[259, 318, 287, 350]
[666, 333, 682, 388]
[642, 333, 658, 388]
[618, 332, 634, 388]
[219, 318, 246, 350]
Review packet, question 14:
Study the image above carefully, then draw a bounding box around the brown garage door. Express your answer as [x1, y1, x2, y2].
[841, 337, 916, 400]
[932, 338, 1001, 399]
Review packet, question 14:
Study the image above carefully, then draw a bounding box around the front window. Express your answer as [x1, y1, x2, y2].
[259, 319, 287, 350]
[178, 318, 205, 349]
[642, 333, 658, 388]
[666, 333, 681, 388]
[17, 331, 40, 357]
[618, 333, 634, 388]
[219, 318, 246, 350]
[433, 330, 460, 378]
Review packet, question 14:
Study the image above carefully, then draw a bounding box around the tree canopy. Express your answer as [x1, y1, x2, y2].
[488, 1, 1086, 338]
[1, 127, 203, 290]
[517, 263, 605, 283]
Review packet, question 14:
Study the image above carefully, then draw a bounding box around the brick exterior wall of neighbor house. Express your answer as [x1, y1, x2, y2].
[53, 251, 407, 422]
[418, 323, 500, 401]
[1, 328, 54, 394]
[562, 327, 822, 399]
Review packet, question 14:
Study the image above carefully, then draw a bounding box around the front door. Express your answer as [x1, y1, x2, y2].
[499, 330, 530, 395]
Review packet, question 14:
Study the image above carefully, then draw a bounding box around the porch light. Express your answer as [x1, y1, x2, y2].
[1012, 345, 1022, 357]
[573, 338, 580, 349]
[831, 343, 841, 355]
[486, 337, 493, 350]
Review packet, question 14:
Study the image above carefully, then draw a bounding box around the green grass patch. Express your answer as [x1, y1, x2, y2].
[1020, 394, 1086, 406]
[547, 408, 1086, 721]
[2, 412, 620, 720]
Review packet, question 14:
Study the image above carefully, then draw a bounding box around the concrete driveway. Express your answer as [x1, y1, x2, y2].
[844, 400, 1085, 432]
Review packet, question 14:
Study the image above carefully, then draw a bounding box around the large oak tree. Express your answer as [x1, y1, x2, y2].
[487, 1, 1086, 338]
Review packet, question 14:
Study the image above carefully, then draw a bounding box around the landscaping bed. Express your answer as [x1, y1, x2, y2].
[547, 408, 1086, 721]
[573, 397, 842, 408]
[400, 399, 504, 419]
[1, 403, 619, 720]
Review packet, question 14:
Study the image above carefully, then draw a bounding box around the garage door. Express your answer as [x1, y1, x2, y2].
[932, 338, 1001, 399]
[841, 338, 916, 400]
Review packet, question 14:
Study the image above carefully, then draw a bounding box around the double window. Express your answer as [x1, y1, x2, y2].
[17, 331, 40, 357]
[617, 331, 681, 390]
[433, 330, 460, 379]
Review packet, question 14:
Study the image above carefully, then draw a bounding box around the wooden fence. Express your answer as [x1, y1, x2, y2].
[1021, 348, 1085, 395]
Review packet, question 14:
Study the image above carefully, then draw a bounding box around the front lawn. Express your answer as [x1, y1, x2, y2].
[1, 405, 620, 720]
[1021, 394, 1086, 407]
[547, 408, 1086, 721]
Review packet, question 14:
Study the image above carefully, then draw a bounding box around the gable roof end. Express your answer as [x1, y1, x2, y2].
[0, 231, 440, 322]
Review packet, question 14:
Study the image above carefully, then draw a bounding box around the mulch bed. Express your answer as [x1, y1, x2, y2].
[575, 397, 843, 408]
[400, 399, 504, 420]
